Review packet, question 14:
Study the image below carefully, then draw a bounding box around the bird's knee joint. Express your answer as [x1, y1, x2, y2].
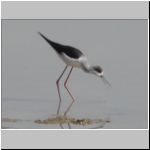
[64, 83, 67, 87]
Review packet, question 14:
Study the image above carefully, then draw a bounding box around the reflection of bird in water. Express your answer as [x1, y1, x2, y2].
[38, 32, 111, 114]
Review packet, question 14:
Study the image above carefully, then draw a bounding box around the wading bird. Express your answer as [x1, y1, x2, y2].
[38, 32, 111, 114]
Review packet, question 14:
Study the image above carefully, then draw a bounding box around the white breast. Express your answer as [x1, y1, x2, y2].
[58, 53, 82, 68]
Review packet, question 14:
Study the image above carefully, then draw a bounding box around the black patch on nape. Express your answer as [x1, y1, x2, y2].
[93, 66, 103, 73]
[38, 32, 83, 59]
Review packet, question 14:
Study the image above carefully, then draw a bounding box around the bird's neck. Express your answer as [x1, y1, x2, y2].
[81, 63, 93, 73]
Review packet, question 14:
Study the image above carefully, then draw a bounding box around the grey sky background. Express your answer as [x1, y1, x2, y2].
[2, 20, 148, 129]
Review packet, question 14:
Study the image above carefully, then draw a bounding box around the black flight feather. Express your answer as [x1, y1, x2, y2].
[38, 32, 83, 59]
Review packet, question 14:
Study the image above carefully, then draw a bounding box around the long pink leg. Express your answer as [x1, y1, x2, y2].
[64, 101, 74, 116]
[56, 66, 68, 114]
[64, 67, 75, 102]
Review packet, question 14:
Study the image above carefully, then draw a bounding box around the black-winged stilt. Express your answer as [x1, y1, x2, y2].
[38, 32, 111, 113]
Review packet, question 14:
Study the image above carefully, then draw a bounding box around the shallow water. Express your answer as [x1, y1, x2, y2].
[2, 20, 148, 129]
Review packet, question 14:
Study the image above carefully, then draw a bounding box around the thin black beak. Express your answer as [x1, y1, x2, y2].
[101, 76, 112, 88]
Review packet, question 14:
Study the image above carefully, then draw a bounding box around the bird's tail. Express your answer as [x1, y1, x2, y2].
[38, 32, 53, 46]
[38, 32, 63, 54]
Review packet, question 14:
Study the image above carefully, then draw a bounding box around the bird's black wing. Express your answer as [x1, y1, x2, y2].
[38, 32, 83, 59]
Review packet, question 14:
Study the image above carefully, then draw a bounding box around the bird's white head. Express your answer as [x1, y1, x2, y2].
[91, 65, 103, 77]
[91, 65, 111, 88]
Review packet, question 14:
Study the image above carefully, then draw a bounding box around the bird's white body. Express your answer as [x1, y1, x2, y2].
[57, 52, 104, 77]
[58, 52, 89, 69]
